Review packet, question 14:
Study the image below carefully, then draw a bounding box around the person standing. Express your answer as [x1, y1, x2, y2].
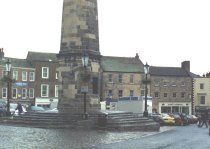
[199, 111, 208, 128]
[197, 114, 202, 127]
[16, 103, 23, 115]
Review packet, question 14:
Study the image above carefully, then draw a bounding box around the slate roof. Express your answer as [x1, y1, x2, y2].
[0, 57, 33, 68]
[150, 66, 190, 77]
[27, 51, 57, 62]
[189, 72, 201, 78]
[101, 56, 144, 73]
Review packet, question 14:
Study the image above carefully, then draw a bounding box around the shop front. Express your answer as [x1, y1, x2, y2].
[159, 102, 191, 115]
[35, 98, 58, 109]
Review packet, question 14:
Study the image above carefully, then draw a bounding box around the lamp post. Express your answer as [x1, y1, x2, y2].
[143, 62, 150, 117]
[5, 59, 12, 116]
[81, 51, 89, 119]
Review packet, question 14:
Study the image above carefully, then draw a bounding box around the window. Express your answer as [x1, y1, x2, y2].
[12, 88, 17, 99]
[22, 71, 27, 81]
[141, 89, 145, 96]
[130, 90, 134, 97]
[173, 92, 176, 98]
[42, 67, 49, 79]
[108, 90, 112, 98]
[55, 85, 59, 97]
[130, 74, 134, 83]
[29, 88, 34, 98]
[181, 82, 185, 86]
[171, 82, 176, 86]
[163, 82, 167, 86]
[154, 81, 159, 87]
[56, 72, 58, 79]
[108, 74, 113, 83]
[181, 92, 185, 98]
[92, 77, 98, 94]
[41, 84, 49, 97]
[200, 83, 204, 90]
[2, 88, 7, 98]
[22, 88, 27, 99]
[118, 74, 122, 83]
[118, 90, 123, 98]
[155, 92, 159, 98]
[164, 93, 168, 98]
[29, 72, 35, 81]
[12, 70, 18, 80]
[200, 96, 205, 104]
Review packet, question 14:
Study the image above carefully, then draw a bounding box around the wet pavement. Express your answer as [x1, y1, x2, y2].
[0, 125, 172, 149]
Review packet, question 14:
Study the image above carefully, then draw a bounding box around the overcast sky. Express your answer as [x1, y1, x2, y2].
[0, 0, 210, 76]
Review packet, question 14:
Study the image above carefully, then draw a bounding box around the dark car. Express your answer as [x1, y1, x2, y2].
[186, 115, 198, 124]
[0, 107, 6, 117]
[170, 112, 189, 126]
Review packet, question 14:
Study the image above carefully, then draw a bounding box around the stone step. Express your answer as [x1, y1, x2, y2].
[98, 111, 160, 131]
[106, 119, 153, 125]
[105, 123, 160, 131]
[0, 111, 160, 131]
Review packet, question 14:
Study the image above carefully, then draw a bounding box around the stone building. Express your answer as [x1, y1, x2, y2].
[100, 54, 145, 101]
[149, 61, 194, 114]
[193, 75, 210, 113]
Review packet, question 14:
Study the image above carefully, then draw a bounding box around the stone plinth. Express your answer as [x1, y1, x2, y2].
[58, 94, 100, 114]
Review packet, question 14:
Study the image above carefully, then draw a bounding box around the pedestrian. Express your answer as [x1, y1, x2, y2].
[199, 111, 208, 128]
[197, 114, 202, 127]
[16, 103, 23, 115]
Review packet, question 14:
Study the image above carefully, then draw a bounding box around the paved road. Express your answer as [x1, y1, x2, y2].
[0, 124, 208, 149]
[0, 125, 165, 149]
[88, 125, 210, 149]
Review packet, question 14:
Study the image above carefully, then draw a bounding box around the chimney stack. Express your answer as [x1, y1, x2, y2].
[181, 61, 190, 72]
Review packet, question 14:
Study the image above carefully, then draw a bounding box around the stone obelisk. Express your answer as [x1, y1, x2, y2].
[57, 0, 101, 114]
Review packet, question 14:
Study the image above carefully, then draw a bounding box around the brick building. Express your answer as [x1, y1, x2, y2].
[0, 49, 59, 108]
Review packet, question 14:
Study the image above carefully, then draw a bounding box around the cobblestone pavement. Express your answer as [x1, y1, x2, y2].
[0, 125, 172, 149]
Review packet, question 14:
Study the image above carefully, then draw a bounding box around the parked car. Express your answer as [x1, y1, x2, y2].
[168, 113, 183, 126]
[44, 108, 58, 113]
[0, 102, 7, 117]
[187, 115, 198, 124]
[170, 112, 189, 126]
[208, 113, 210, 135]
[148, 113, 164, 124]
[27, 106, 45, 113]
[160, 113, 175, 125]
[0, 107, 6, 117]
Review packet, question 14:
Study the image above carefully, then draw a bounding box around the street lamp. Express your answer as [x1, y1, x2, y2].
[143, 62, 150, 117]
[81, 51, 89, 119]
[5, 59, 12, 116]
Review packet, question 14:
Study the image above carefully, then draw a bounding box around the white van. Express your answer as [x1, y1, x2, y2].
[110, 96, 153, 113]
